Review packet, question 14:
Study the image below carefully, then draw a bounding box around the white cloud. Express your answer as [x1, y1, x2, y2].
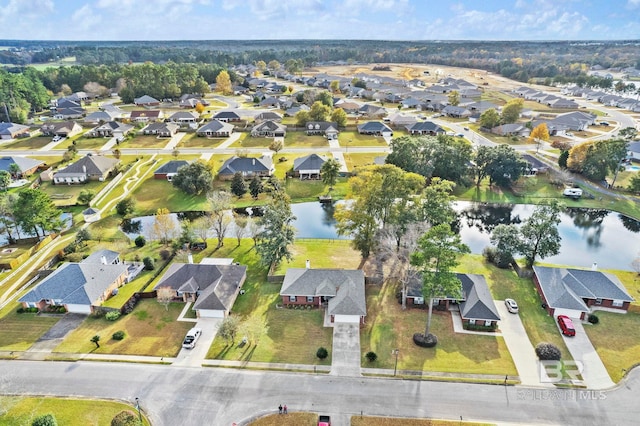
[1, 0, 54, 18]
[71, 4, 102, 32]
[627, 0, 640, 8]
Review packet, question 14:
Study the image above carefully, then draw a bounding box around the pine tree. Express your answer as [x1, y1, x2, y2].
[230, 172, 247, 197]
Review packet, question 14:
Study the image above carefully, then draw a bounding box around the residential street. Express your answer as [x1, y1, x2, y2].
[0, 360, 638, 425]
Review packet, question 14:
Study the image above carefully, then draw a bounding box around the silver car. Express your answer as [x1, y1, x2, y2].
[505, 298, 519, 314]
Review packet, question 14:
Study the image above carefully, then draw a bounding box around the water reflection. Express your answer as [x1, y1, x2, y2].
[458, 203, 522, 233]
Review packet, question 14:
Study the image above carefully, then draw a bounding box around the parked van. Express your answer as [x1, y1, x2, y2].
[557, 315, 576, 336]
[563, 188, 583, 198]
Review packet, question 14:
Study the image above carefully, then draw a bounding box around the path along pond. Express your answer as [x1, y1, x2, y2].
[124, 201, 640, 271]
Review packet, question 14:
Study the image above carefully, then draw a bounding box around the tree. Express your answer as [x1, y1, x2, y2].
[582, 139, 628, 185]
[8, 162, 20, 178]
[567, 140, 592, 172]
[91, 335, 101, 348]
[309, 101, 331, 122]
[315, 91, 333, 107]
[295, 110, 310, 127]
[558, 150, 569, 169]
[171, 160, 213, 195]
[247, 216, 260, 247]
[519, 201, 563, 268]
[215, 70, 233, 96]
[472, 145, 494, 186]
[192, 214, 213, 244]
[488, 224, 520, 267]
[448, 90, 460, 106]
[116, 198, 135, 216]
[321, 158, 341, 191]
[152, 208, 177, 244]
[218, 316, 240, 344]
[255, 192, 296, 270]
[410, 224, 470, 346]
[629, 174, 640, 194]
[13, 189, 63, 239]
[269, 139, 283, 155]
[330, 80, 341, 93]
[156, 286, 174, 310]
[0, 171, 11, 191]
[267, 60, 281, 72]
[111, 410, 141, 426]
[0, 192, 18, 242]
[501, 98, 524, 124]
[230, 172, 247, 197]
[619, 126, 638, 140]
[234, 214, 248, 246]
[240, 314, 269, 346]
[143, 256, 155, 270]
[479, 108, 501, 129]
[529, 123, 550, 153]
[330, 107, 347, 127]
[420, 178, 457, 227]
[208, 191, 233, 248]
[134, 235, 146, 247]
[249, 175, 263, 199]
[77, 189, 95, 205]
[485, 144, 526, 187]
[195, 102, 205, 114]
[32, 414, 58, 426]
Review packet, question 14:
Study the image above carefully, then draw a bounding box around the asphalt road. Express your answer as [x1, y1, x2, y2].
[1, 360, 639, 426]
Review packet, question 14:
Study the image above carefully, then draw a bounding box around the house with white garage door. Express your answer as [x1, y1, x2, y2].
[533, 266, 634, 320]
[279, 264, 366, 325]
[153, 261, 247, 318]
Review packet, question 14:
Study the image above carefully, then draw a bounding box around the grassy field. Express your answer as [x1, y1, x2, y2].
[54, 299, 192, 357]
[4, 136, 52, 150]
[130, 176, 209, 214]
[38, 180, 107, 207]
[275, 239, 361, 273]
[179, 133, 224, 148]
[0, 308, 60, 351]
[339, 131, 390, 147]
[0, 396, 150, 426]
[58, 137, 107, 151]
[352, 417, 492, 426]
[344, 153, 383, 170]
[250, 413, 318, 426]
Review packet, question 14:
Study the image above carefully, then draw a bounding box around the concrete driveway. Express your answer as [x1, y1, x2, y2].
[25, 313, 87, 355]
[561, 320, 615, 389]
[330, 322, 361, 377]
[496, 302, 551, 387]
[172, 318, 222, 367]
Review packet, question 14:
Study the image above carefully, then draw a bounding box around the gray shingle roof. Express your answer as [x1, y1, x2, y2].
[82, 249, 120, 265]
[458, 274, 500, 321]
[134, 95, 159, 104]
[196, 120, 234, 134]
[293, 154, 327, 171]
[219, 156, 273, 175]
[406, 121, 443, 133]
[0, 156, 44, 173]
[55, 155, 119, 176]
[213, 111, 241, 120]
[154, 160, 190, 175]
[357, 121, 392, 133]
[0, 122, 29, 136]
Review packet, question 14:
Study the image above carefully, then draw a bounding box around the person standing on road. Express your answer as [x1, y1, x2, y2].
[283, 404, 287, 414]
[278, 404, 282, 414]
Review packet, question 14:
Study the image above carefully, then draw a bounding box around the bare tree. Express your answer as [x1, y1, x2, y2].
[151, 208, 178, 245]
[247, 217, 260, 247]
[192, 214, 214, 244]
[240, 315, 269, 346]
[208, 191, 233, 248]
[156, 286, 175, 311]
[234, 214, 248, 246]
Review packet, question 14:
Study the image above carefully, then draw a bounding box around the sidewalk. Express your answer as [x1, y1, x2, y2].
[163, 132, 186, 150]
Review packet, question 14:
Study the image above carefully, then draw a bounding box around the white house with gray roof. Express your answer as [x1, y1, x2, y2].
[53, 155, 119, 184]
[293, 154, 327, 179]
[533, 266, 634, 319]
[280, 267, 366, 325]
[218, 155, 274, 180]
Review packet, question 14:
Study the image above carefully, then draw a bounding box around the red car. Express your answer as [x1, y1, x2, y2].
[557, 315, 576, 337]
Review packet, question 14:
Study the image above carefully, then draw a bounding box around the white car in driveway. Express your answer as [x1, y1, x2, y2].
[182, 327, 202, 349]
[505, 298, 519, 314]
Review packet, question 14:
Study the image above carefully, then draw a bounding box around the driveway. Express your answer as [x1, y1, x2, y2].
[172, 318, 222, 367]
[561, 320, 615, 389]
[496, 302, 552, 387]
[26, 313, 86, 354]
[330, 322, 361, 377]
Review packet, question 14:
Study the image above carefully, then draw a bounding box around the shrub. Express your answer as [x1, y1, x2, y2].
[143, 256, 155, 271]
[16, 307, 24, 314]
[105, 311, 121, 321]
[316, 347, 328, 360]
[413, 333, 438, 348]
[111, 410, 140, 426]
[535, 342, 561, 361]
[134, 235, 146, 248]
[588, 313, 599, 324]
[112, 330, 125, 340]
[32, 414, 58, 426]
[116, 198, 136, 216]
[365, 351, 377, 362]
[159, 249, 171, 261]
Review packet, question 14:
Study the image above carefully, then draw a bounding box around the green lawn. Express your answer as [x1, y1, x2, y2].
[58, 137, 107, 151]
[4, 136, 52, 150]
[360, 279, 517, 376]
[339, 131, 390, 147]
[345, 153, 383, 170]
[119, 135, 170, 149]
[179, 133, 222, 148]
[0, 307, 60, 351]
[0, 397, 150, 426]
[38, 180, 108, 207]
[230, 135, 270, 148]
[274, 239, 361, 273]
[282, 132, 329, 148]
[130, 176, 209, 214]
[54, 299, 192, 357]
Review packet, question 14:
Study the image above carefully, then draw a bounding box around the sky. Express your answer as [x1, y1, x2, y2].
[1, 0, 640, 41]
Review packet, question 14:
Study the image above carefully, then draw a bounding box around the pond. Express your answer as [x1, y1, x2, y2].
[0, 212, 73, 246]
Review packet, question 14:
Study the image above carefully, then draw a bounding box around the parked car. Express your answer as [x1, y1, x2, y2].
[463, 127, 469, 131]
[182, 327, 202, 349]
[557, 315, 576, 337]
[455, 133, 465, 138]
[318, 415, 331, 426]
[599, 121, 610, 126]
[505, 298, 519, 314]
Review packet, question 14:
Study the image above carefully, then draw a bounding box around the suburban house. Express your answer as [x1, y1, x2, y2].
[53, 155, 119, 184]
[388, 113, 417, 128]
[178, 94, 209, 109]
[218, 155, 274, 180]
[293, 154, 327, 179]
[51, 98, 85, 119]
[142, 122, 180, 137]
[279, 266, 367, 325]
[212, 111, 242, 122]
[357, 121, 393, 136]
[0, 122, 30, 140]
[82, 207, 101, 223]
[168, 111, 200, 125]
[130, 110, 164, 123]
[405, 273, 501, 329]
[491, 123, 530, 137]
[154, 160, 189, 181]
[134, 95, 160, 106]
[254, 111, 282, 122]
[532, 266, 634, 320]
[627, 141, 640, 161]
[358, 104, 387, 118]
[442, 105, 472, 118]
[521, 154, 549, 175]
[153, 262, 247, 318]
[0, 156, 45, 177]
[533, 111, 596, 135]
[196, 120, 234, 138]
[406, 121, 444, 135]
[84, 110, 120, 124]
[19, 252, 129, 314]
[305, 121, 339, 140]
[86, 121, 134, 138]
[251, 120, 287, 138]
[40, 121, 83, 138]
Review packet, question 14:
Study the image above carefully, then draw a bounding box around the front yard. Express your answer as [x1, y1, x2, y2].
[0, 307, 60, 351]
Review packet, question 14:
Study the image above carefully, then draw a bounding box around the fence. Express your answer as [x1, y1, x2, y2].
[0, 234, 57, 270]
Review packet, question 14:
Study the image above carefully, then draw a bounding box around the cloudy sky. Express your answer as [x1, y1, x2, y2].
[1, 0, 639, 41]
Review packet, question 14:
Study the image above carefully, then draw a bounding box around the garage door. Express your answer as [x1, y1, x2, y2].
[554, 308, 584, 319]
[198, 309, 225, 318]
[333, 314, 360, 324]
[66, 304, 92, 314]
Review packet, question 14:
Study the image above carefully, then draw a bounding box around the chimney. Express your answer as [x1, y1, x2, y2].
[591, 262, 598, 271]
[100, 255, 107, 265]
[188, 253, 194, 264]
[252, 158, 256, 165]
[306, 259, 310, 269]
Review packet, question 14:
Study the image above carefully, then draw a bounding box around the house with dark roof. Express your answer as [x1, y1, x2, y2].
[19, 256, 129, 314]
[0, 122, 30, 140]
[142, 122, 180, 137]
[358, 104, 387, 118]
[84, 110, 120, 124]
[130, 110, 164, 123]
[405, 121, 444, 136]
[406, 273, 501, 329]
[254, 111, 282, 122]
[0, 156, 44, 177]
[305, 121, 339, 140]
[154, 160, 190, 181]
[388, 113, 416, 128]
[218, 155, 274, 180]
[196, 120, 234, 138]
[251, 120, 286, 138]
[279, 266, 367, 325]
[212, 111, 242, 122]
[153, 262, 247, 318]
[293, 154, 327, 179]
[357, 121, 393, 136]
[40, 121, 83, 138]
[533, 266, 634, 319]
[629, 141, 640, 161]
[442, 105, 471, 118]
[86, 121, 134, 138]
[521, 154, 549, 175]
[53, 155, 119, 184]
[134, 95, 160, 106]
[168, 111, 199, 124]
[491, 123, 530, 137]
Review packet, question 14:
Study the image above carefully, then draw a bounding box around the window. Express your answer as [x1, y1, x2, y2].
[485, 320, 492, 326]
[289, 296, 296, 302]
[431, 299, 440, 306]
[595, 298, 602, 305]
[469, 319, 476, 325]
[413, 297, 424, 305]
[306, 296, 314, 303]
[612, 300, 623, 307]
